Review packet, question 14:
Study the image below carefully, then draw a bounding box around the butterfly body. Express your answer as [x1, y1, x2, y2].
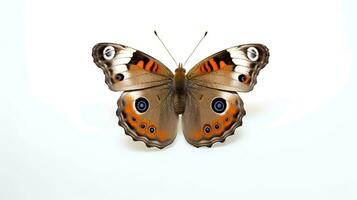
[93, 42, 269, 148]
[173, 65, 187, 114]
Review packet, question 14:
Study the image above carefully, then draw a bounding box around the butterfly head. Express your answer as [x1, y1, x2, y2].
[175, 63, 186, 73]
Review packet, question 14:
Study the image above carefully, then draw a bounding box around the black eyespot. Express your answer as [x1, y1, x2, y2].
[135, 97, 149, 113]
[211, 98, 227, 113]
[214, 123, 220, 129]
[116, 73, 124, 81]
[204, 125, 211, 133]
[238, 74, 246, 82]
[131, 117, 136, 121]
[225, 117, 229, 122]
[140, 123, 146, 129]
[149, 127, 155, 133]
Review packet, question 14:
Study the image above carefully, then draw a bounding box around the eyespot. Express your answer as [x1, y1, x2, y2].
[139, 123, 147, 129]
[204, 125, 211, 134]
[149, 126, 156, 133]
[211, 98, 227, 113]
[115, 73, 124, 81]
[247, 47, 259, 61]
[103, 46, 115, 60]
[214, 123, 221, 129]
[238, 74, 246, 82]
[135, 97, 149, 113]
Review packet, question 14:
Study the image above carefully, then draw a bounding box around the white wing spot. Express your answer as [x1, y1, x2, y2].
[122, 47, 136, 53]
[112, 65, 128, 73]
[103, 46, 115, 60]
[247, 47, 259, 61]
[115, 57, 132, 65]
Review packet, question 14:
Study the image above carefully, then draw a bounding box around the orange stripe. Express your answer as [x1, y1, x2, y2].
[209, 59, 219, 70]
[204, 62, 211, 72]
[219, 61, 227, 68]
[153, 63, 158, 72]
[200, 65, 204, 72]
[150, 63, 155, 72]
[137, 60, 144, 68]
[155, 63, 159, 72]
[145, 60, 154, 70]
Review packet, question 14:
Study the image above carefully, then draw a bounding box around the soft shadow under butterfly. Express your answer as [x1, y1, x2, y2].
[92, 32, 269, 149]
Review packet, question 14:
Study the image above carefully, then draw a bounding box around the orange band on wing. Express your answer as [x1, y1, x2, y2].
[136, 60, 144, 68]
[134, 59, 161, 74]
[192, 105, 240, 141]
[204, 62, 211, 72]
[209, 58, 219, 71]
[153, 63, 159, 73]
[200, 65, 205, 72]
[145, 60, 154, 71]
[199, 59, 227, 74]
[219, 61, 227, 68]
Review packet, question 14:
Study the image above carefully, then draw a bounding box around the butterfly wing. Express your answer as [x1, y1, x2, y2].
[186, 44, 269, 92]
[182, 84, 245, 147]
[182, 44, 269, 147]
[93, 43, 178, 148]
[117, 85, 178, 149]
[92, 43, 173, 91]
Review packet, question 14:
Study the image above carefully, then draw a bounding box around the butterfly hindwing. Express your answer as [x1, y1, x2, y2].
[92, 43, 173, 91]
[187, 44, 269, 92]
[182, 84, 246, 147]
[117, 85, 178, 149]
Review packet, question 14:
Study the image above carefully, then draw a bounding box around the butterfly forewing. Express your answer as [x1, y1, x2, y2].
[92, 43, 173, 91]
[187, 44, 269, 92]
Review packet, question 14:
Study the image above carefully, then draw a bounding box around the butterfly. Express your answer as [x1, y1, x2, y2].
[92, 33, 269, 149]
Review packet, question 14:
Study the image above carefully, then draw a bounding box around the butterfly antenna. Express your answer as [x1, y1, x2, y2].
[154, 31, 179, 67]
[183, 31, 208, 67]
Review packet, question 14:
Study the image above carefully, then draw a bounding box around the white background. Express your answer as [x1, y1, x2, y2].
[1, 0, 357, 199]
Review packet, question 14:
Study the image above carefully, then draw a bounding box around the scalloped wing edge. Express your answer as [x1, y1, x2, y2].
[116, 97, 176, 149]
[186, 98, 246, 148]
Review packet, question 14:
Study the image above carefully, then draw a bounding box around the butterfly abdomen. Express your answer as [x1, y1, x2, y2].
[173, 93, 185, 114]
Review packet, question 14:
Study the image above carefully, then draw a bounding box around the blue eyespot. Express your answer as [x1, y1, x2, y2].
[149, 126, 155, 133]
[211, 98, 227, 113]
[204, 125, 211, 133]
[135, 97, 149, 113]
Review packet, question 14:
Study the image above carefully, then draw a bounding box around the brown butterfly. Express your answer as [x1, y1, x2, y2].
[92, 32, 269, 149]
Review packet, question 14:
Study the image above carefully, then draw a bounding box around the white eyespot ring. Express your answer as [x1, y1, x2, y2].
[247, 47, 259, 61]
[103, 46, 115, 60]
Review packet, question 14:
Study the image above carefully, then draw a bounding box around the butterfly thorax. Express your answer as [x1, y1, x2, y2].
[173, 64, 186, 114]
[173, 64, 186, 91]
